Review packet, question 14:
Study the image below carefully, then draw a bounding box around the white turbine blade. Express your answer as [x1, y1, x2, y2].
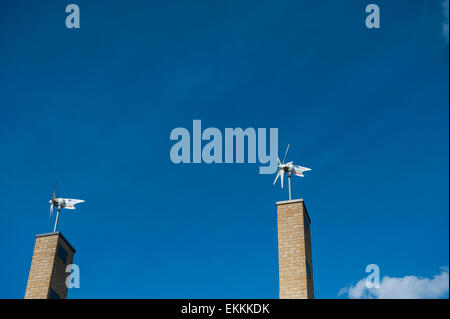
[49, 204, 53, 218]
[280, 170, 284, 188]
[282, 144, 290, 164]
[273, 169, 281, 185]
[277, 157, 281, 166]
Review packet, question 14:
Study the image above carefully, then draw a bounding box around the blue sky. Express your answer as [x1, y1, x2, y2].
[0, 0, 448, 298]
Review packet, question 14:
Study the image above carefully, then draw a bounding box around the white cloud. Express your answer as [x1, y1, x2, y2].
[443, 0, 449, 42]
[338, 267, 449, 299]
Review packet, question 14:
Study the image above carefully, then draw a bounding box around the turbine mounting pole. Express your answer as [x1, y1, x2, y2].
[53, 208, 60, 232]
[288, 172, 292, 200]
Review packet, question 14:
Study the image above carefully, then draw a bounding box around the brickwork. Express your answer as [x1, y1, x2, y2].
[276, 199, 314, 299]
[24, 232, 75, 299]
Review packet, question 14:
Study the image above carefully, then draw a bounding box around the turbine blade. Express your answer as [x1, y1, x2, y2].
[50, 204, 53, 218]
[280, 170, 284, 188]
[52, 181, 58, 200]
[282, 144, 290, 164]
[277, 157, 281, 166]
[273, 169, 281, 185]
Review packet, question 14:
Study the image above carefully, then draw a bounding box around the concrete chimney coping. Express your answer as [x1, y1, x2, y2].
[276, 198, 304, 205]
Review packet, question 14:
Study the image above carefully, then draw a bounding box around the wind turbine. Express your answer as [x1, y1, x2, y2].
[273, 144, 311, 200]
[49, 182, 85, 232]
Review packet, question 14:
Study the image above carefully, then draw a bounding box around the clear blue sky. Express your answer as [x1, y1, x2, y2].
[0, 0, 448, 298]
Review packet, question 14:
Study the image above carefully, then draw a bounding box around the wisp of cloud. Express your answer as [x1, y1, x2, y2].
[338, 267, 449, 299]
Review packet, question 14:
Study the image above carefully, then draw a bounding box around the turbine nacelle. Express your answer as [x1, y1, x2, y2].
[49, 198, 65, 207]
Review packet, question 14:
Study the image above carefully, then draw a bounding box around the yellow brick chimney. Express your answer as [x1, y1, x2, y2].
[25, 232, 75, 299]
[276, 199, 314, 299]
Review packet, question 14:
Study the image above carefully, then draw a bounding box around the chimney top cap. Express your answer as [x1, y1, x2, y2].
[276, 198, 304, 205]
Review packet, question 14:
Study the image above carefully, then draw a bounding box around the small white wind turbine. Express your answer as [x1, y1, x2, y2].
[49, 182, 85, 232]
[273, 144, 311, 200]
